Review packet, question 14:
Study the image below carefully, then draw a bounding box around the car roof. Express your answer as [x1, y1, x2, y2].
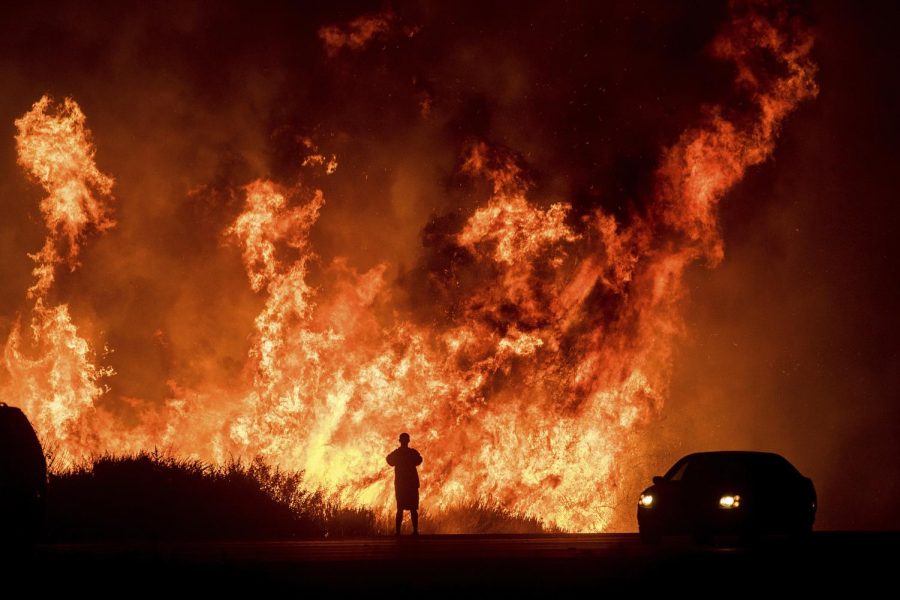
[0, 403, 32, 429]
[0, 403, 46, 476]
[681, 451, 787, 460]
[673, 451, 799, 471]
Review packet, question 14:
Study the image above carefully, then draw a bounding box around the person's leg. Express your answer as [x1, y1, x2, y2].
[411, 509, 418, 534]
[395, 509, 403, 535]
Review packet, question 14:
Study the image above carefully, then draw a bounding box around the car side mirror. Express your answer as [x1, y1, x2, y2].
[652, 476, 665, 485]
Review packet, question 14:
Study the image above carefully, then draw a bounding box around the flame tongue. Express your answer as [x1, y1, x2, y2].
[2, 4, 818, 530]
[5, 96, 115, 459]
[14, 96, 115, 297]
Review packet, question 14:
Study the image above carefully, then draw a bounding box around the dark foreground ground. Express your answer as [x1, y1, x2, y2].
[4, 532, 897, 594]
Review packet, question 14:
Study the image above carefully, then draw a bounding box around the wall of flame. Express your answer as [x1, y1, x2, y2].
[0, 2, 818, 531]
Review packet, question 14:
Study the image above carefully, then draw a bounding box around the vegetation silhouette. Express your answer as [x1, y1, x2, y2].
[3, 405, 551, 541]
[41, 452, 553, 540]
[47, 452, 378, 540]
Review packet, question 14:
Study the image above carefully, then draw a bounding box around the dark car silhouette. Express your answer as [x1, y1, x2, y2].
[637, 451, 816, 544]
[0, 403, 47, 542]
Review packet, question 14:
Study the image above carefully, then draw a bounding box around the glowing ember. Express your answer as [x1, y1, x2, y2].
[1, 4, 817, 531]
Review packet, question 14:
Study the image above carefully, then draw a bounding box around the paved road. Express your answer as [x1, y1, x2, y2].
[7, 533, 897, 594]
[39, 533, 648, 561]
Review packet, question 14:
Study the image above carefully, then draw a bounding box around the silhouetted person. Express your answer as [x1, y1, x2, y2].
[386, 432, 422, 536]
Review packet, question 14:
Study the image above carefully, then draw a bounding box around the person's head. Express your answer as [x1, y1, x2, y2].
[399, 432, 410, 446]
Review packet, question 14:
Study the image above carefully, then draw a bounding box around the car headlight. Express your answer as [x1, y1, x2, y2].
[719, 494, 741, 509]
[639, 493, 654, 508]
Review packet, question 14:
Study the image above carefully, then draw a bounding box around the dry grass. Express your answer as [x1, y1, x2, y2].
[46, 451, 378, 540]
[45, 452, 555, 540]
[419, 501, 555, 534]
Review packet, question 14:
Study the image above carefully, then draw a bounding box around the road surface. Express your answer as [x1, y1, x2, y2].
[5, 533, 896, 593]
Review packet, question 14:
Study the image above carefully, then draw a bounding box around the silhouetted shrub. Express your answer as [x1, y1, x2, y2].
[45, 451, 379, 541]
[420, 501, 555, 534]
[45, 452, 555, 540]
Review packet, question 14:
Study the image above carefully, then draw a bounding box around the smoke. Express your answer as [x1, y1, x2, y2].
[3, 0, 891, 530]
[319, 9, 412, 57]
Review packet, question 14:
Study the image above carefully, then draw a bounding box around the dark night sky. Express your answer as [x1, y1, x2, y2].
[0, 0, 897, 529]
[659, 0, 900, 530]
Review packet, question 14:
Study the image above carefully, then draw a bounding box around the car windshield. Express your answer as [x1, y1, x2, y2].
[665, 453, 796, 483]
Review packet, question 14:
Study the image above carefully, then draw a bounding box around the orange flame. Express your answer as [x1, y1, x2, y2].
[4, 96, 115, 459]
[2, 4, 818, 530]
[14, 96, 115, 297]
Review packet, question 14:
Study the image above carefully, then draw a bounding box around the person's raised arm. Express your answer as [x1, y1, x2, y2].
[414, 449, 423, 466]
[386, 450, 397, 466]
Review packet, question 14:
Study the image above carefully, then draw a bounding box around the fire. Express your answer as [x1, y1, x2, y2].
[1, 4, 817, 530]
[13, 96, 115, 297]
[4, 96, 115, 460]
